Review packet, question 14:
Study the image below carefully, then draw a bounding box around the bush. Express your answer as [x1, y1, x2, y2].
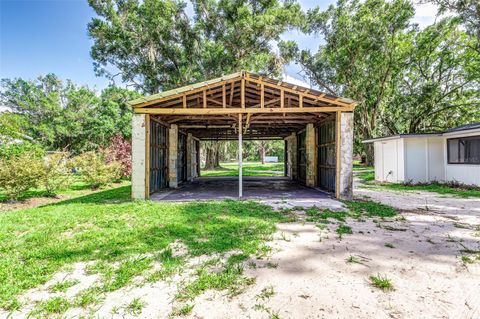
[0, 142, 45, 159]
[72, 151, 122, 189]
[0, 153, 43, 200]
[38, 152, 73, 196]
[104, 134, 132, 177]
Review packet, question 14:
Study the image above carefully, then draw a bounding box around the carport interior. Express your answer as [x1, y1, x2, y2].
[130, 71, 356, 200]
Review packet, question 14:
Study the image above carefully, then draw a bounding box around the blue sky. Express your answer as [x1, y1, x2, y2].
[0, 0, 438, 91]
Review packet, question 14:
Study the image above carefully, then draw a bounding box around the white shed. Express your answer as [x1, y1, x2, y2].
[364, 123, 480, 186]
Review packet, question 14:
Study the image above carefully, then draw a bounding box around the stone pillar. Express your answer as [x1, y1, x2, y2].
[285, 133, 297, 180]
[339, 112, 354, 199]
[186, 133, 193, 181]
[168, 124, 178, 188]
[131, 113, 147, 200]
[192, 140, 198, 178]
[305, 123, 317, 187]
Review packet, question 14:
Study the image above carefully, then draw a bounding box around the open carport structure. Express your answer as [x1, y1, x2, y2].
[129, 71, 357, 200]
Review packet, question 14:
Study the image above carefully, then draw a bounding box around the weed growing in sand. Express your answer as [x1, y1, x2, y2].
[306, 208, 348, 222]
[336, 224, 353, 238]
[343, 200, 397, 218]
[279, 232, 291, 241]
[460, 255, 475, 265]
[74, 286, 104, 308]
[369, 274, 394, 291]
[384, 243, 395, 248]
[125, 298, 145, 316]
[453, 222, 469, 229]
[256, 285, 275, 301]
[147, 249, 185, 283]
[30, 296, 71, 317]
[176, 254, 255, 301]
[48, 279, 80, 293]
[171, 304, 194, 316]
[265, 262, 278, 269]
[346, 255, 360, 264]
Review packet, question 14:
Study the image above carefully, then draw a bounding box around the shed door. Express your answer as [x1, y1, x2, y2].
[149, 120, 168, 193]
[297, 131, 307, 184]
[317, 118, 336, 191]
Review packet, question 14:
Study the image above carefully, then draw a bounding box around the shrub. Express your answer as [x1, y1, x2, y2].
[104, 134, 132, 177]
[0, 141, 45, 159]
[38, 152, 73, 196]
[0, 153, 43, 200]
[72, 151, 122, 189]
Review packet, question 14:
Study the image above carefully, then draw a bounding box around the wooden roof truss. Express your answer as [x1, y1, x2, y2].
[129, 71, 357, 140]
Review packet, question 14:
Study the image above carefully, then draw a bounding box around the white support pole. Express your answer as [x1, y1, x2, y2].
[238, 114, 243, 198]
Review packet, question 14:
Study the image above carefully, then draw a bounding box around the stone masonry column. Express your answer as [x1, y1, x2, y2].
[186, 133, 193, 181]
[131, 113, 147, 200]
[168, 124, 178, 188]
[338, 112, 354, 199]
[286, 133, 297, 180]
[305, 123, 317, 187]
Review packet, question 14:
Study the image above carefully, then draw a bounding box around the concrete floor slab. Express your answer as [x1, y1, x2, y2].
[150, 176, 344, 210]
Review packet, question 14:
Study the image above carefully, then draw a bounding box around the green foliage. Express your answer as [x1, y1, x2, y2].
[125, 298, 145, 316]
[369, 274, 394, 291]
[0, 141, 45, 159]
[0, 75, 139, 154]
[281, 0, 480, 161]
[38, 152, 73, 196]
[72, 151, 122, 189]
[88, 0, 302, 94]
[48, 279, 80, 293]
[30, 296, 71, 317]
[0, 153, 43, 200]
[343, 200, 397, 218]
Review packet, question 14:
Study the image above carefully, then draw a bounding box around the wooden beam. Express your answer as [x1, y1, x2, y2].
[261, 83, 265, 108]
[222, 84, 226, 108]
[241, 79, 245, 108]
[280, 89, 285, 109]
[246, 77, 355, 108]
[229, 82, 235, 107]
[135, 106, 352, 115]
[299, 94, 303, 108]
[182, 95, 187, 108]
[203, 90, 207, 108]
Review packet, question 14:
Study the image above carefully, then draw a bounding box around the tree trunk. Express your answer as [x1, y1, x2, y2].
[203, 142, 221, 170]
[260, 146, 265, 164]
[365, 143, 374, 166]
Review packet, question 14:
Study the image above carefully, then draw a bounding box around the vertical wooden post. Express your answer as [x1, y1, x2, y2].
[280, 89, 285, 109]
[335, 111, 341, 198]
[203, 90, 207, 108]
[260, 83, 265, 108]
[222, 84, 226, 108]
[238, 113, 243, 198]
[182, 95, 187, 108]
[299, 94, 303, 108]
[241, 79, 245, 108]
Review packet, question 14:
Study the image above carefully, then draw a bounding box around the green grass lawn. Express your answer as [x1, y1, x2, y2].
[353, 159, 373, 171]
[0, 184, 291, 311]
[356, 172, 480, 198]
[201, 161, 285, 177]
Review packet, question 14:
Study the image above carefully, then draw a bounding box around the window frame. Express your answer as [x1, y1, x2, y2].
[447, 135, 480, 165]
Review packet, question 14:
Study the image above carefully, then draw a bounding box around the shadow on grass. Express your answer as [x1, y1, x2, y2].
[45, 185, 132, 206]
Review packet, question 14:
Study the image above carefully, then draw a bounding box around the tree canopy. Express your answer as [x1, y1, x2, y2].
[88, 0, 303, 94]
[0, 74, 140, 154]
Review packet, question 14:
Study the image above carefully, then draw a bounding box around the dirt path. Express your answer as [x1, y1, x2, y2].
[354, 178, 480, 226]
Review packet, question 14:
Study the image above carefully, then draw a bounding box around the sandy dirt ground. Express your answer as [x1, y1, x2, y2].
[3, 182, 480, 319]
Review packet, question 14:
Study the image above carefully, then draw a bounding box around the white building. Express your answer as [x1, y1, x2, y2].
[363, 123, 480, 186]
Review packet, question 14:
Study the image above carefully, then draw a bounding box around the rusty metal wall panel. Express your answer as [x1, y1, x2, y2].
[150, 121, 168, 193]
[317, 119, 336, 192]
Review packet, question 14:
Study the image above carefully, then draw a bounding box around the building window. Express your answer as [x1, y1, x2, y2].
[447, 136, 480, 164]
